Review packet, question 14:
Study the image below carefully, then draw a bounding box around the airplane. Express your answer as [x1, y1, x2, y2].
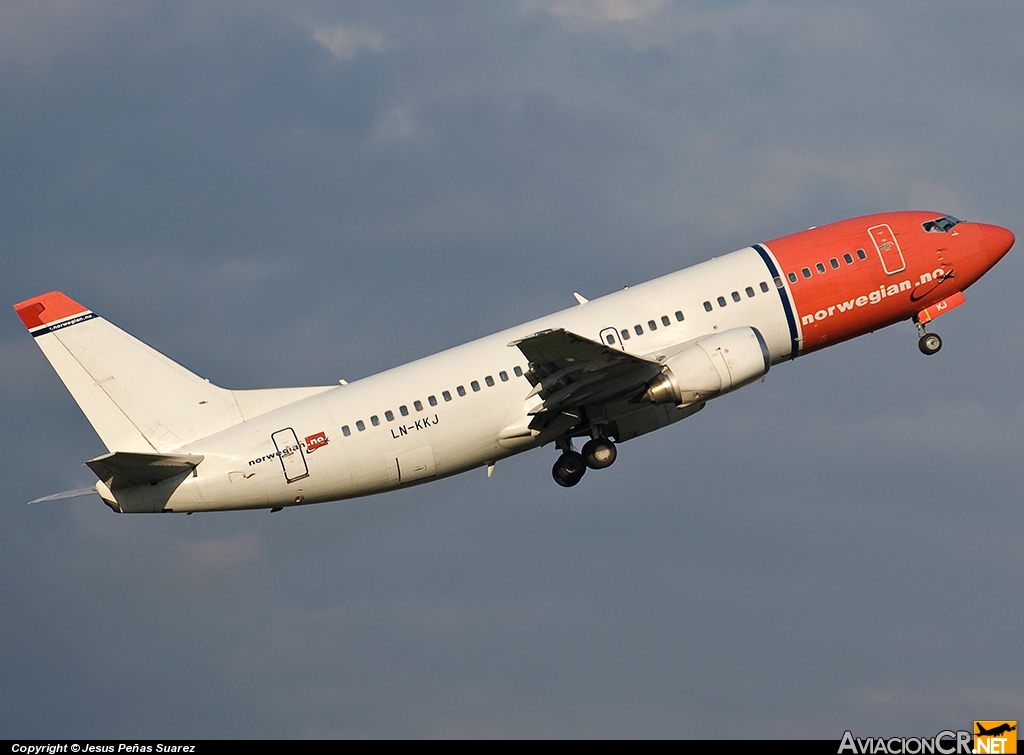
[14, 211, 1014, 514]
[976, 723, 1017, 737]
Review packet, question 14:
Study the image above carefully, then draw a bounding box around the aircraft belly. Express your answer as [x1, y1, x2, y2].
[612, 402, 705, 442]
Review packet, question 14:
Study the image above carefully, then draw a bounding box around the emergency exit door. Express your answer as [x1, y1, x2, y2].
[599, 326, 624, 350]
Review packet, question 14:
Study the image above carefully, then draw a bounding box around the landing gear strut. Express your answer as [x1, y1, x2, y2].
[915, 320, 942, 356]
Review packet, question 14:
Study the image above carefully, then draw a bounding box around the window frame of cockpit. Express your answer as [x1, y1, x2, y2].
[922, 215, 961, 233]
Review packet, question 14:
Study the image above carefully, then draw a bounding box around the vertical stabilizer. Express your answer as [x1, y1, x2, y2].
[16, 292, 240, 452]
[15, 292, 335, 453]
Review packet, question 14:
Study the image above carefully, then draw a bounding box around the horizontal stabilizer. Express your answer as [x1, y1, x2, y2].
[27, 487, 98, 505]
[86, 451, 204, 488]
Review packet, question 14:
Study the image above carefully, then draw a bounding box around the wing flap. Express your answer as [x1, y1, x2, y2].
[509, 329, 663, 417]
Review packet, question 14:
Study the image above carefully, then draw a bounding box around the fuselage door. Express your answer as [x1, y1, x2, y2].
[868, 223, 907, 274]
[271, 428, 309, 483]
[599, 326, 625, 351]
[396, 445, 436, 484]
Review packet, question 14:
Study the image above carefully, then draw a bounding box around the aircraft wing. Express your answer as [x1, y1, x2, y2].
[509, 328, 664, 419]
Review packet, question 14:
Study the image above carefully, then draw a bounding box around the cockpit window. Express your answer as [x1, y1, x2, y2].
[922, 215, 961, 233]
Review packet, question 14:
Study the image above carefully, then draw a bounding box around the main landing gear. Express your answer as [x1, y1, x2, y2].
[915, 320, 943, 356]
[551, 436, 618, 488]
[552, 449, 586, 487]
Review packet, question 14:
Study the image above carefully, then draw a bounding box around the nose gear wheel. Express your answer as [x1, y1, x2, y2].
[918, 332, 942, 355]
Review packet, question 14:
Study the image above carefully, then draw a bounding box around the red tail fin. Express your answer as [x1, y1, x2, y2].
[13, 291, 89, 330]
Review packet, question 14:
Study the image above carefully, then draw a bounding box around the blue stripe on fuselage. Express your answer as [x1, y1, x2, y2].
[752, 244, 800, 358]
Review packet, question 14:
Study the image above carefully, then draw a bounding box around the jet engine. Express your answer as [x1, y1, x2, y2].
[643, 326, 771, 406]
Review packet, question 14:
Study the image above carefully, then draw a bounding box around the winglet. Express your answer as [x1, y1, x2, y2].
[14, 292, 91, 332]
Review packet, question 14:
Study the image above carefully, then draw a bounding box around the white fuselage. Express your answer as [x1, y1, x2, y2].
[151, 247, 790, 513]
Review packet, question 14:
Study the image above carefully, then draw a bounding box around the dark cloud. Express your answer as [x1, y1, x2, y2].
[2, 0, 1022, 738]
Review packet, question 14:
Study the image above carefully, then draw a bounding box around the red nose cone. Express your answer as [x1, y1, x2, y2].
[978, 223, 1014, 265]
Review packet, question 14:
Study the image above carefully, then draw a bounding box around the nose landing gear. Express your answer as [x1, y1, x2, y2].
[918, 332, 942, 355]
[915, 320, 943, 356]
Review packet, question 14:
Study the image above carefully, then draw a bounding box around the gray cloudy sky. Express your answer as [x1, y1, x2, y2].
[2, 0, 1022, 739]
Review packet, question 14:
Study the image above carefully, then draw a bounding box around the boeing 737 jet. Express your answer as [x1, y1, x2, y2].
[15, 211, 1014, 513]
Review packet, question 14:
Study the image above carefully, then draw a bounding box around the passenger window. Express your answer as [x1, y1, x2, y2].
[774, 277, 784, 289]
[844, 253, 854, 264]
[485, 376, 494, 387]
[514, 366, 523, 377]
[717, 296, 727, 307]
[816, 262, 826, 274]
[400, 405, 409, 416]
[414, 400, 423, 411]
[385, 410, 394, 422]
[457, 386, 466, 396]
[428, 395, 438, 406]
[857, 249, 867, 260]
[788, 272, 798, 283]
[634, 324, 643, 335]
[745, 287, 755, 298]
[620, 329, 631, 340]
[830, 258, 840, 269]
[760, 281, 770, 293]
[371, 415, 380, 426]
[342, 425, 351, 437]
[471, 381, 480, 392]
[443, 390, 452, 402]
[648, 320, 657, 331]
[356, 420, 365, 432]
[802, 267, 812, 279]
[675, 310, 684, 321]
[499, 371, 508, 382]
[703, 301, 713, 312]
[605, 334, 615, 344]
[661, 315, 670, 326]
[729, 291, 739, 302]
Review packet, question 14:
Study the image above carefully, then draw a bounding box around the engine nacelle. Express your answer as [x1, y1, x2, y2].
[644, 326, 771, 406]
